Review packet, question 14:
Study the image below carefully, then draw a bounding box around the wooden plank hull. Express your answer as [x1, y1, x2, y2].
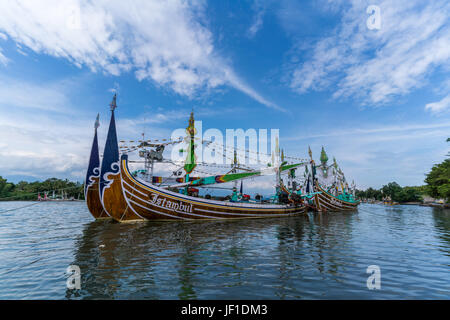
[102, 154, 307, 222]
[85, 176, 108, 219]
[313, 183, 359, 212]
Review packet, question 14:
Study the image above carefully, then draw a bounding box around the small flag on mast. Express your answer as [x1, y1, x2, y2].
[94, 113, 100, 130]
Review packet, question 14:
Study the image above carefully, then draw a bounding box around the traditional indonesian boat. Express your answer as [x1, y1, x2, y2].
[85, 95, 308, 222]
[306, 147, 360, 212]
[312, 183, 359, 212]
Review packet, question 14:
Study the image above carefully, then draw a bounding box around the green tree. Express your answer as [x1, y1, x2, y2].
[394, 187, 422, 202]
[381, 182, 402, 200]
[357, 182, 422, 203]
[0, 176, 15, 199]
[0, 176, 84, 201]
[355, 189, 366, 199]
[425, 159, 450, 201]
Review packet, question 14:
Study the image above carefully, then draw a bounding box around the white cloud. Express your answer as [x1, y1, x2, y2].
[283, 121, 450, 188]
[0, 110, 93, 180]
[248, 0, 267, 38]
[0, 74, 172, 181]
[0, 49, 8, 66]
[0, 72, 270, 181]
[0, 109, 173, 181]
[224, 69, 286, 111]
[248, 14, 264, 38]
[290, 0, 450, 105]
[425, 94, 450, 113]
[0, 0, 279, 110]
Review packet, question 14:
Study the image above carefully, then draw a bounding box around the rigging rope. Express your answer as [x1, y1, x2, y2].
[120, 136, 308, 164]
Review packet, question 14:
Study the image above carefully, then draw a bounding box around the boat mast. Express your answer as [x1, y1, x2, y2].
[274, 137, 281, 203]
[232, 149, 238, 184]
[308, 145, 315, 192]
[183, 111, 197, 192]
[231, 150, 239, 201]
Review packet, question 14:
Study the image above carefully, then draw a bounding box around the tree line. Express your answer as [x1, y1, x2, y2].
[0, 176, 84, 201]
[355, 182, 425, 203]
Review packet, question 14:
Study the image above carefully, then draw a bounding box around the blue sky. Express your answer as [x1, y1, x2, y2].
[0, 0, 449, 191]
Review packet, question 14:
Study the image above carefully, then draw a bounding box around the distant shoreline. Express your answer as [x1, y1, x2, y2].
[362, 201, 449, 209]
[2, 199, 449, 209]
[420, 203, 450, 209]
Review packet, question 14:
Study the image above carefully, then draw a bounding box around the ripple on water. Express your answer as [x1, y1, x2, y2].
[0, 202, 449, 299]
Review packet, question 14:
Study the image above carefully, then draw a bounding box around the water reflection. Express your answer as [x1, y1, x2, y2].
[69, 213, 360, 299]
[62, 205, 450, 299]
[2, 202, 449, 299]
[432, 208, 450, 256]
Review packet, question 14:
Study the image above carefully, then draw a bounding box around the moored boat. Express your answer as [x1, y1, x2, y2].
[313, 182, 359, 212]
[306, 147, 360, 212]
[94, 95, 307, 222]
[114, 153, 307, 221]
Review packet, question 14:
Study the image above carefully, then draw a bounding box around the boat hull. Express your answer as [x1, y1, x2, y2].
[103, 154, 307, 222]
[313, 183, 359, 212]
[85, 176, 108, 219]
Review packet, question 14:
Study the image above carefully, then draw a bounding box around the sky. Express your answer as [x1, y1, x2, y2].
[0, 0, 449, 192]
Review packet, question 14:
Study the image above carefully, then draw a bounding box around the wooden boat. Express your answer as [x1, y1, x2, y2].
[95, 95, 307, 222]
[305, 147, 359, 212]
[105, 153, 307, 222]
[84, 114, 108, 219]
[313, 182, 359, 212]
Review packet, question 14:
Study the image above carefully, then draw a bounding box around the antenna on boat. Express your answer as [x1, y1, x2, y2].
[110, 93, 117, 111]
[142, 115, 147, 143]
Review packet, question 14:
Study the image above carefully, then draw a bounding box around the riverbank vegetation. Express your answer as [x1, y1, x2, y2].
[0, 176, 84, 201]
[356, 182, 425, 203]
[424, 158, 450, 202]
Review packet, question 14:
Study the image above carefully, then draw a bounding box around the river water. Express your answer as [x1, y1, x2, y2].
[0, 201, 448, 299]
